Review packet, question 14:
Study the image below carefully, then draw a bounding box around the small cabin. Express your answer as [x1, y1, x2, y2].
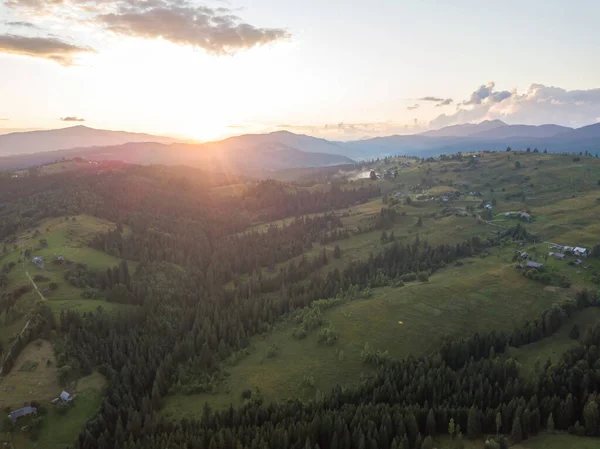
[8, 406, 37, 422]
[60, 391, 74, 403]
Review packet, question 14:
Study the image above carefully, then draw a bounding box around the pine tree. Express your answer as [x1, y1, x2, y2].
[510, 414, 523, 443]
[422, 436, 433, 449]
[426, 409, 436, 436]
[448, 418, 455, 439]
[401, 435, 410, 449]
[547, 413, 554, 434]
[467, 406, 480, 439]
[414, 433, 422, 449]
[584, 399, 599, 436]
[456, 432, 465, 449]
[333, 245, 341, 259]
[496, 412, 502, 435]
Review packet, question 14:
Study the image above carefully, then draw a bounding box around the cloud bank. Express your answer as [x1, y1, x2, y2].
[419, 96, 453, 107]
[97, 2, 290, 55]
[1, 0, 290, 63]
[430, 82, 600, 129]
[0, 34, 95, 65]
[60, 116, 85, 121]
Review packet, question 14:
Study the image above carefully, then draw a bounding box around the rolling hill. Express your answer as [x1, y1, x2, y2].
[419, 119, 508, 137]
[0, 125, 180, 157]
[341, 122, 599, 157]
[0, 140, 354, 172]
[1, 121, 598, 172]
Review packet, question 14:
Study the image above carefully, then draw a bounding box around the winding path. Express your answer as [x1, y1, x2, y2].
[25, 271, 45, 301]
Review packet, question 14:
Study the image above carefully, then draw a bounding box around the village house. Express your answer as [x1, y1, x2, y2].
[8, 406, 37, 422]
[60, 390, 74, 403]
[526, 261, 544, 269]
[518, 261, 544, 270]
[520, 212, 532, 222]
[563, 246, 589, 258]
[31, 256, 44, 269]
[548, 252, 566, 260]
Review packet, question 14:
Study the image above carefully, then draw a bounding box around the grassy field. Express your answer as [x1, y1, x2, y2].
[5, 375, 106, 449]
[430, 433, 600, 449]
[0, 215, 136, 350]
[0, 337, 106, 449]
[210, 183, 249, 198]
[504, 307, 600, 377]
[164, 153, 600, 419]
[0, 340, 60, 410]
[514, 433, 600, 449]
[13, 160, 93, 177]
[164, 246, 575, 417]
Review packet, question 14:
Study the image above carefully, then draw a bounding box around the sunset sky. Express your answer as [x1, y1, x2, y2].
[1, 0, 600, 141]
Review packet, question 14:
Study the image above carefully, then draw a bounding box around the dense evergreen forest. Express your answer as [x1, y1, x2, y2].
[2, 164, 600, 449]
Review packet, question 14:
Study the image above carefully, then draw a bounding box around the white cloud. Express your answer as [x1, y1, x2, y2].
[431, 82, 600, 129]
[3, 0, 290, 56]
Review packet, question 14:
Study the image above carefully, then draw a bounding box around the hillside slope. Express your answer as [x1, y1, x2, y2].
[0, 140, 354, 172]
[0, 125, 180, 156]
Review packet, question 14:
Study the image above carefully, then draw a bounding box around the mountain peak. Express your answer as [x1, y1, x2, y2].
[481, 119, 508, 126]
[420, 119, 507, 137]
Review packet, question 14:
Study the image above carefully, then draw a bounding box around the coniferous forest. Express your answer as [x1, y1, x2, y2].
[1, 163, 600, 449]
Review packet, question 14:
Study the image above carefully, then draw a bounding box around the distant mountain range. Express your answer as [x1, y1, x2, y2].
[342, 120, 600, 157]
[0, 125, 179, 156]
[0, 120, 599, 172]
[0, 128, 353, 172]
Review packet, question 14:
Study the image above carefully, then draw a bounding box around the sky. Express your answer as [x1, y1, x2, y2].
[1, 0, 600, 141]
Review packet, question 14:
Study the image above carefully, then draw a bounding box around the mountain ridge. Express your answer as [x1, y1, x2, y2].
[0, 125, 181, 157]
[1, 121, 598, 170]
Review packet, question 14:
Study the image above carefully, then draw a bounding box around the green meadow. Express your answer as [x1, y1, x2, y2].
[163, 152, 600, 420]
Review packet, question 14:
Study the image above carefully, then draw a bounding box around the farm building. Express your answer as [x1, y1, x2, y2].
[563, 246, 588, 257]
[516, 251, 529, 259]
[8, 406, 37, 422]
[31, 256, 44, 268]
[60, 390, 74, 402]
[525, 261, 544, 269]
[520, 212, 532, 221]
[548, 252, 566, 260]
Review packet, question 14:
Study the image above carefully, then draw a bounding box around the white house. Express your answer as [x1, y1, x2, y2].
[60, 391, 74, 403]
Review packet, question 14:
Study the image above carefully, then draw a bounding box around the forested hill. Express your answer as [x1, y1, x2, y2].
[2, 154, 600, 449]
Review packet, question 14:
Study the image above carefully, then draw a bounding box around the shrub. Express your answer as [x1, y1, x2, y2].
[56, 402, 70, 415]
[266, 344, 278, 358]
[300, 375, 315, 388]
[418, 272, 430, 282]
[569, 324, 580, 340]
[317, 327, 339, 346]
[401, 273, 417, 282]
